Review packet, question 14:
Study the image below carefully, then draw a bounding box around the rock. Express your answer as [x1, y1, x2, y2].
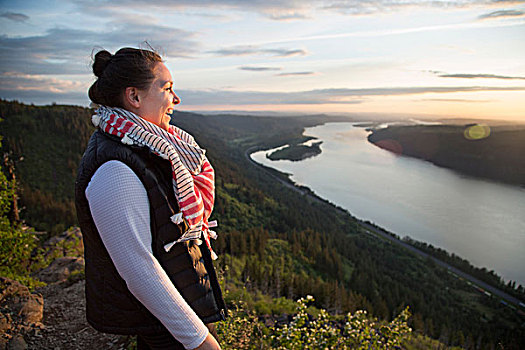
[33, 227, 86, 285]
[17, 296, 43, 324]
[0, 279, 43, 325]
[40, 227, 84, 260]
[0, 278, 44, 346]
[0, 279, 30, 303]
[0, 312, 12, 333]
[7, 335, 27, 350]
[36, 257, 85, 284]
[1, 277, 31, 303]
[0, 337, 8, 350]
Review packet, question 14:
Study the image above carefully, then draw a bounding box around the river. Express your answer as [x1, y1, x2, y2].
[250, 122, 525, 286]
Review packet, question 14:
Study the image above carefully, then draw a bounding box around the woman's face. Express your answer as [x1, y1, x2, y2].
[137, 62, 180, 131]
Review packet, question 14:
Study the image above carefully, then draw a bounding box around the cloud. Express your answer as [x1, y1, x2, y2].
[256, 18, 525, 48]
[276, 71, 316, 77]
[263, 8, 311, 20]
[181, 11, 234, 21]
[3, 82, 524, 107]
[73, 0, 313, 21]
[478, 9, 525, 20]
[0, 72, 88, 105]
[177, 85, 525, 106]
[265, 48, 308, 57]
[419, 98, 493, 103]
[435, 72, 525, 80]
[0, 71, 86, 92]
[0, 12, 29, 22]
[209, 45, 307, 57]
[0, 89, 87, 106]
[73, 0, 525, 20]
[0, 24, 200, 75]
[239, 66, 282, 71]
[322, 1, 525, 16]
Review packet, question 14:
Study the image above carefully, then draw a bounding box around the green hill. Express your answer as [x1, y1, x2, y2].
[1, 100, 524, 349]
[367, 124, 525, 187]
[0, 100, 94, 232]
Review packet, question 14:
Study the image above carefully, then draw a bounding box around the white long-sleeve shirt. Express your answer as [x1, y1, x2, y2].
[85, 160, 208, 349]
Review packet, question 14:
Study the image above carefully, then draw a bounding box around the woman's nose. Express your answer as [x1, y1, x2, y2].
[172, 93, 181, 105]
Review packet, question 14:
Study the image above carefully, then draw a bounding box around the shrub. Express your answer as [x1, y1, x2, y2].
[216, 295, 412, 349]
[0, 150, 46, 289]
[217, 301, 264, 349]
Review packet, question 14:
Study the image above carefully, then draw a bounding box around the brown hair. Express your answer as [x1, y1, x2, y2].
[88, 47, 162, 107]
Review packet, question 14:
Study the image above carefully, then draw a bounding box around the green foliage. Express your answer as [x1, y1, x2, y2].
[0, 151, 15, 216]
[268, 296, 340, 349]
[0, 223, 37, 270]
[403, 236, 525, 301]
[217, 301, 264, 349]
[402, 333, 465, 350]
[269, 296, 412, 349]
[0, 146, 45, 289]
[0, 99, 94, 233]
[64, 268, 86, 287]
[2, 100, 523, 348]
[342, 307, 411, 349]
[217, 296, 412, 350]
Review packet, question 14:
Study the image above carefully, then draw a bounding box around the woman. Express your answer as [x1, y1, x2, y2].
[75, 47, 226, 350]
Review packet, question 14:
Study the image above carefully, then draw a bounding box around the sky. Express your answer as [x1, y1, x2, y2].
[1, 0, 524, 121]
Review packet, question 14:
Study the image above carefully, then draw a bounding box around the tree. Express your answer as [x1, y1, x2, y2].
[0, 138, 40, 289]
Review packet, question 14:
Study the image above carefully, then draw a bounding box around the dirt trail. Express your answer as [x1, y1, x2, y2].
[25, 281, 132, 350]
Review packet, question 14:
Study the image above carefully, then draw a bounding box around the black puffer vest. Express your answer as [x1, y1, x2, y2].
[75, 130, 226, 335]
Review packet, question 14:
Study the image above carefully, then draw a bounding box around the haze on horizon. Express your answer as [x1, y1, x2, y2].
[1, 0, 524, 122]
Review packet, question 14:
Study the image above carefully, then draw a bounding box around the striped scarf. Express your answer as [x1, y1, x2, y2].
[92, 105, 218, 259]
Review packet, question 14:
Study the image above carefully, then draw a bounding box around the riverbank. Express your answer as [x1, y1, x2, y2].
[367, 123, 525, 187]
[249, 129, 525, 309]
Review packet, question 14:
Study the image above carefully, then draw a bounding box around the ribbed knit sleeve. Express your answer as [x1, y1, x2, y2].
[85, 160, 208, 349]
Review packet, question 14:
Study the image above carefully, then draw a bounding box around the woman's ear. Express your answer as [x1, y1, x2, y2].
[124, 87, 141, 109]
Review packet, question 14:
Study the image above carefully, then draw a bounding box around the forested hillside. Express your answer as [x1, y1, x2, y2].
[367, 124, 525, 187]
[0, 100, 94, 233]
[1, 100, 524, 349]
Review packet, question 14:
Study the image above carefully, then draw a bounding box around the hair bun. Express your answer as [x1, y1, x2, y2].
[92, 50, 113, 78]
[88, 46, 162, 107]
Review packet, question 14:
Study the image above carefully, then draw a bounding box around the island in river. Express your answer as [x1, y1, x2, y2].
[367, 123, 525, 187]
[267, 136, 323, 161]
[262, 120, 525, 187]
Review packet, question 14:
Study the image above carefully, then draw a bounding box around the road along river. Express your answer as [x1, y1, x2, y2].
[250, 122, 525, 287]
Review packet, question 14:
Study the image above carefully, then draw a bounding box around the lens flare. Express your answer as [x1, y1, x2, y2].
[464, 124, 491, 140]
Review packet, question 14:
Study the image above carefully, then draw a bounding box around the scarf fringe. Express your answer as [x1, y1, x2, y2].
[121, 134, 134, 145]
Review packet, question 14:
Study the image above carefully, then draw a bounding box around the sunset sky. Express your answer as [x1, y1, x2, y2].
[1, 0, 524, 121]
